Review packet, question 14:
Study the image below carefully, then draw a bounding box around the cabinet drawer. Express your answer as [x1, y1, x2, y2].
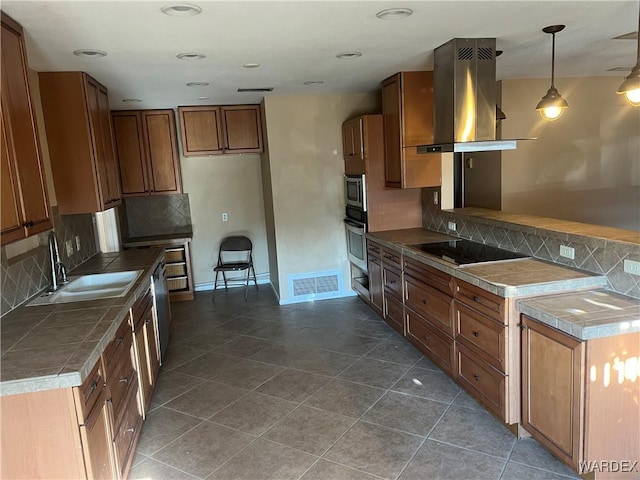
[367, 241, 381, 257]
[103, 316, 133, 368]
[74, 360, 104, 423]
[107, 346, 136, 422]
[406, 309, 454, 374]
[405, 275, 453, 336]
[404, 257, 453, 296]
[131, 288, 153, 329]
[113, 379, 142, 478]
[383, 265, 402, 299]
[165, 246, 185, 262]
[381, 248, 402, 269]
[456, 344, 506, 420]
[383, 294, 404, 335]
[455, 301, 506, 372]
[454, 280, 505, 324]
[166, 262, 187, 277]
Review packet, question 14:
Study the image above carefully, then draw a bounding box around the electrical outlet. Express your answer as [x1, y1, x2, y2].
[433, 191, 439, 205]
[623, 259, 640, 276]
[65, 240, 73, 257]
[222, 212, 228, 222]
[75, 235, 81, 251]
[448, 221, 457, 232]
[559, 245, 575, 260]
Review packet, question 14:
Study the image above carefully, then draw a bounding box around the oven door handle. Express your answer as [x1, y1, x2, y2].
[344, 219, 366, 229]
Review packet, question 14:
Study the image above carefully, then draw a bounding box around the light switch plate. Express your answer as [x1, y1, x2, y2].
[75, 235, 81, 251]
[448, 221, 457, 232]
[559, 245, 575, 260]
[623, 259, 640, 276]
[65, 240, 73, 257]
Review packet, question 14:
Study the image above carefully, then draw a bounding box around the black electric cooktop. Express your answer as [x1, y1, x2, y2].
[412, 240, 528, 265]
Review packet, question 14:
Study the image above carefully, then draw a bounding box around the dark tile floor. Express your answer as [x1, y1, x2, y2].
[130, 288, 580, 480]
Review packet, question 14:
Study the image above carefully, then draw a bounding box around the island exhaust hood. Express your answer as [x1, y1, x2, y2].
[418, 38, 531, 154]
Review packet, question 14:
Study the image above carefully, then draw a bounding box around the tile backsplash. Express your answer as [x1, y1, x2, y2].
[1, 208, 97, 314]
[422, 198, 640, 299]
[119, 194, 192, 238]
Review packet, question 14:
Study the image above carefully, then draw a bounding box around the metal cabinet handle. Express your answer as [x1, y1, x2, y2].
[125, 427, 136, 433]
[423, 335, 429, 341]
[119, 377, 129, 383]
[472, 295, 480, 302]
[89, 380, 99, 393]
[115, 337, 124, 345]
[472, 331, 480, 337]
[473, 374, 480, 381]
[422, 299, 428, 305]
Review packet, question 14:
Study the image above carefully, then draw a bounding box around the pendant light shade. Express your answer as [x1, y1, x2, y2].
[617, 3, 640, 106]
[536, 25, 569, 121]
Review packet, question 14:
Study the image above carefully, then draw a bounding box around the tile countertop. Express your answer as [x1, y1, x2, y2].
[367, 229, 607, 298]
[0, 248, 165, 397]
[519, 290, 640, 340]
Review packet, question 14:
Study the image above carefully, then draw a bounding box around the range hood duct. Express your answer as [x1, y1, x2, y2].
[418, 38, 530, 154]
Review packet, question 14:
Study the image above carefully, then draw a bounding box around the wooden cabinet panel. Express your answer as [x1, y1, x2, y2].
[112, 378, 142, 479]
[342, 117, 365, 175]
[383, 294, 404, 335]
[39, 71, 121, 214]
[404, 257, 453, 296]
[1, 14, 52, 244]
[222, 105, 263, 153]
[178, 105, 263, 156]
[405, 275, 453, 336]
[112, 112, 148, 195]
[406, 308, 454, 374]
[367, 253, 383, 315]
[79, 390, 116, 480]
[112, 109, 182, 197]
[454, 301, 506, 372]
[456, 343, 506, 419]
[131, 288, 159, 415]
[381, 71, 441, 189]
[455, 280, 505, 323]
[382, 264, 402, 299]
[521, 315, 584, 468]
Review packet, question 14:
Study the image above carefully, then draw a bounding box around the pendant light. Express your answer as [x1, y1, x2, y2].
[536, 25, 569, 121]
[617, 3, 640, 106]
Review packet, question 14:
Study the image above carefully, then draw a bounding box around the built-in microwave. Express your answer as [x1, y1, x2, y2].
[345, 175, 367, 212]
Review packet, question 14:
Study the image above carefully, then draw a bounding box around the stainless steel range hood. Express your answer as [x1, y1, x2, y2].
[418, 38, 530, 154]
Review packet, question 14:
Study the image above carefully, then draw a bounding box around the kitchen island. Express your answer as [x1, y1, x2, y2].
[365, 227, 639, 478]
[0, 247, 167, 479]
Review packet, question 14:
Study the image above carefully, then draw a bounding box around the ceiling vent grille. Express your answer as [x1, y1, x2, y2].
[458, 47, 474, 60]
[237, 87, 274, 92]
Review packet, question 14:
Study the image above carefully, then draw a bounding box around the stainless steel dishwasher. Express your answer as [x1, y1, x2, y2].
[152, 261, 170, 362]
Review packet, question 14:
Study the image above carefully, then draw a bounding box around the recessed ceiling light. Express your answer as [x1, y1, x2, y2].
[197, 96, 210, 100]
[336, 52, 362, 59]
[177, 52, 206, 60]
[186, 82, 210, 87]
[122, 98, 142, 103]
[73, 49, 107, 58]
[376, 8, 413, 20]
[242, 63, 261, 68]
[161, 3, 202, 16]
[303, 81, 324, 86]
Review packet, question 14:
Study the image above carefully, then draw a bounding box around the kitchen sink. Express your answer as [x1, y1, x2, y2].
[27, 270, 143, 306]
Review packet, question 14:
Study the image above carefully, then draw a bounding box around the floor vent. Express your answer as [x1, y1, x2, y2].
[287, 270, 343, 302]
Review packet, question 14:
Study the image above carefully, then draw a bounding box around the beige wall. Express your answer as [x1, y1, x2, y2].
[262, 92, 380, 303]
[180, 153, 269, 287]
[501, 76, 640, 230]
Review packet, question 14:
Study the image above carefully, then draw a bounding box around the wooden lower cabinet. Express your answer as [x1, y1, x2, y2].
[80, 389, 116, 480]
[367, 249, 383, 316]
[131, 287, 160, 415]
[406, 307, 454, 374]
[521, 315, 640, 477]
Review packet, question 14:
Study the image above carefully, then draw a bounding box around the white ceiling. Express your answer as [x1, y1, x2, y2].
[3, 0, 638, 109]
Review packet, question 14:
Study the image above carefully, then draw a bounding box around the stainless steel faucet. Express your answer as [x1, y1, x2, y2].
[48, 231, 68, 292]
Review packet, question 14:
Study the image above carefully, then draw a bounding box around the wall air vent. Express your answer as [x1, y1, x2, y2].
[478, 47, 494, 60]
[286, 270, 344, 303]
[458, 47, 473, 60]
[237, 87, 274, 92]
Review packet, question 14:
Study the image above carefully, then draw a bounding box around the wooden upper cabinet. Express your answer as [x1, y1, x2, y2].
[1, 13, 52, 245]
[178, 104, 263, 157]
[111, 109, 182, 197]
[381, 71, 441, 189]
[342, 117, 365, 175]
[39, 71, 121, 214]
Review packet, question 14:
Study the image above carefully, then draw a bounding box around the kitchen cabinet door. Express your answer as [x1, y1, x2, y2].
[131, 287, 160, 415]
[112, 109, 182, 196]
[342, 117, 365, 175]
[381, 71, 441, 189]
[39, 71, 121, 214]
[521, 315, 584, 468]
[79, 389, 117, 480]
[221, 105, 263, 154]
[178, 105, 263, 156]
[1, 14, 52, 245]
[367, 244, 383, 316]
